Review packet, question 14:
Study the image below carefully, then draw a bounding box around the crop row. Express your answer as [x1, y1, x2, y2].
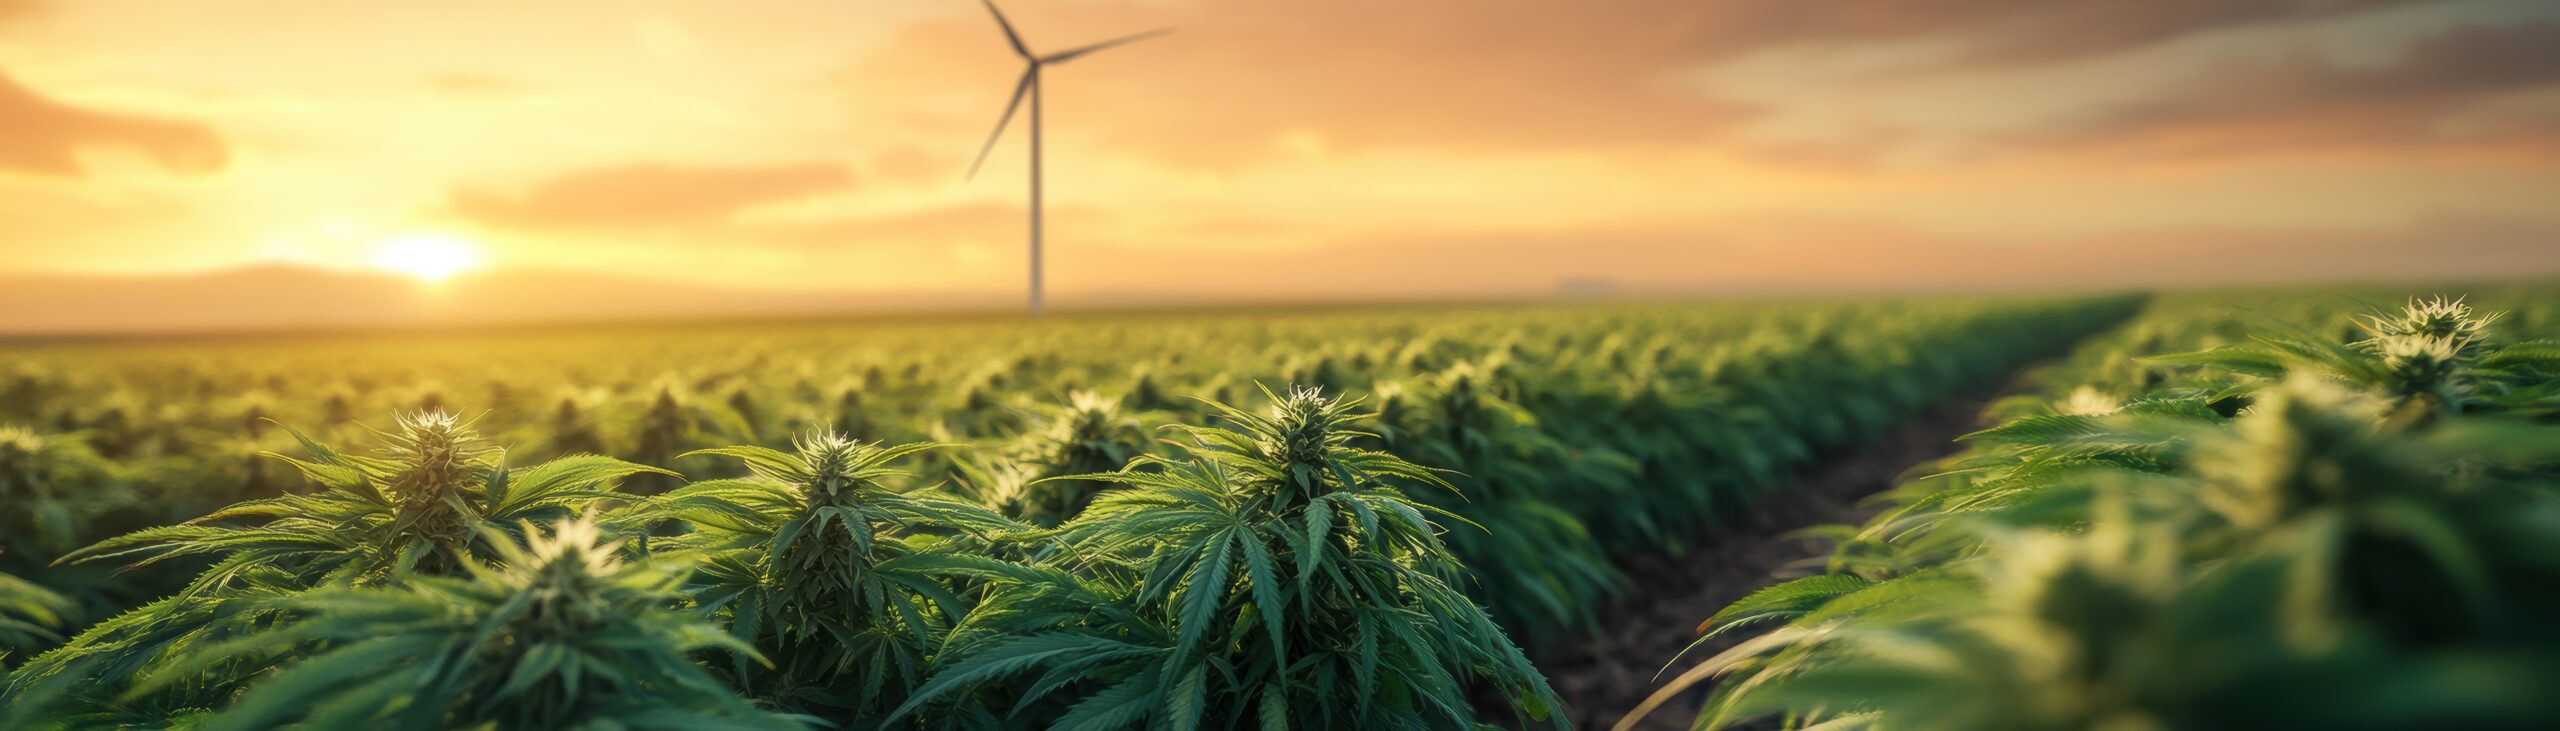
[1633, 286, 2560, 730]
[0, 296, 2135, 728]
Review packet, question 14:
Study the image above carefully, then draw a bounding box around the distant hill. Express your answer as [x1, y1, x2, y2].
[0, 264, 1009, 336]
[6, 217, 2556, 338]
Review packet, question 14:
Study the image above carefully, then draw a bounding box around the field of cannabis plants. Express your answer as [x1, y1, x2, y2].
[0, 296, 2134, 729]
[1633, 286, 2560, 731]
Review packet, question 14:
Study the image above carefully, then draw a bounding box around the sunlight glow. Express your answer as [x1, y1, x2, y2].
[370, 233, 483, 282]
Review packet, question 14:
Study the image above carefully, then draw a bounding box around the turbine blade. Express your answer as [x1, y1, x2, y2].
[981, 0, 1032, 59]
[1040, 27, 1173, 64]
[967, 69, 1036, 181]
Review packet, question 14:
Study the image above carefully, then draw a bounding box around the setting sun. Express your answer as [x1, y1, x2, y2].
[369, 234, 482, 282]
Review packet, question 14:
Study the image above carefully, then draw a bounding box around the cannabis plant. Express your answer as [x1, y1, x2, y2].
[2186, 380, 2560, 647]
[1835, 392, 2222, 572]
[832, 383, 874, 441]
[546, 393, 609, 457]
[631, 431, 1021, 719]
[1634, 502, 2186, 731]
[124, 515, 806, 730]
[2151, 296, 2557, 421]
[897, 386, 1562, 729]
[1646, 316, 2560, 731]
[1643, 385, 2560, 729]
[1372, 367, 1624, 637]
[60, 410, 669, 587]
[622, 385, 696, 488]
[1648, 388, 2560, 731]
[12, 410, 669, 716]
[0, 424, 138, 621]
[0, 568, 75, 660]
[0, 425, 129, 571]
[961, 391, 1157, 526]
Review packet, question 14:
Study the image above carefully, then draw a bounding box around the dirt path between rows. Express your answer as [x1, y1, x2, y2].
[1512, 383, 2019, 730]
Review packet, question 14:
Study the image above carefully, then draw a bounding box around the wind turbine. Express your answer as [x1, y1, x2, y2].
[968, 0, 1169, 317]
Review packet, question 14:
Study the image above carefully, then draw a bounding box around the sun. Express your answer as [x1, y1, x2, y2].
[370, 233, 482, 282]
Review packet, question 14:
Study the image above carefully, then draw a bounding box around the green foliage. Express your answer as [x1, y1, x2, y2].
[0, 425, 133, 613]
[1646, 291, 2560, 731]
[1370, 366, 1628, 637]
[2146, 295, 2556, 421]
[634, 431, 1022, 719]
[131, 515, 804, 731]
[0, 295, 2167, 725]
[9, 410, 672, 720]
[897, 386, 1563, 729]
[59, 410, 669, 588]
[954, 390, 1160, 526]
[0, 425, 126, 563]
[0, 570, 75, 661]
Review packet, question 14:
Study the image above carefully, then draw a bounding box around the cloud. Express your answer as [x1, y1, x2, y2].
[0, 71, 227, 177]
[9, 0, 2549, 300]
[2015, 21, 2560, 160]
[1703, 0, 2436, 69]
[837, 0, 2448, 167]
[0, 0, 40, 24]
[448, 162, 855, 232]
[845, 1, 1748, 164]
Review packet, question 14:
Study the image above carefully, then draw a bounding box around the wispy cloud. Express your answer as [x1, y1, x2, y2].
[0, 72, 227, 177]
[0, 0, 42, 24]
[2019, 20, 2560, 160]
[836, 0, 2481, 166]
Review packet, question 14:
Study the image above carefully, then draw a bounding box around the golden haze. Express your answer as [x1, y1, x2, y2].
[2, 0, 2557, 332]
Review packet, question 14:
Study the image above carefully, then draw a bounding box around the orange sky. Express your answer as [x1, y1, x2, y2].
[3, 0, 2557, 304]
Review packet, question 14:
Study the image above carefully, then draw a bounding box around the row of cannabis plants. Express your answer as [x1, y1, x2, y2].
[1627, 290, 2560, 730]
[2, 389, 1566, 729]
[0, 297, 2144, 728]
[0, 297, 2138, 648]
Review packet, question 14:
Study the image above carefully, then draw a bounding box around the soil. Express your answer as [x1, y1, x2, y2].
[1506, 385, 2015, 730]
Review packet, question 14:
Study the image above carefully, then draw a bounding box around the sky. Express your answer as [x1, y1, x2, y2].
[3, 0, 2558, 308]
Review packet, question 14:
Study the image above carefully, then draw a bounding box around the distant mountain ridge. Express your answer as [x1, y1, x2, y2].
[7, 221, 2557, 338]
[0, 264, 1009, 336]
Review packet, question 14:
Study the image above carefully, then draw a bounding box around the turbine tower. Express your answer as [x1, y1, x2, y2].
[970, 0, 1169, 317]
